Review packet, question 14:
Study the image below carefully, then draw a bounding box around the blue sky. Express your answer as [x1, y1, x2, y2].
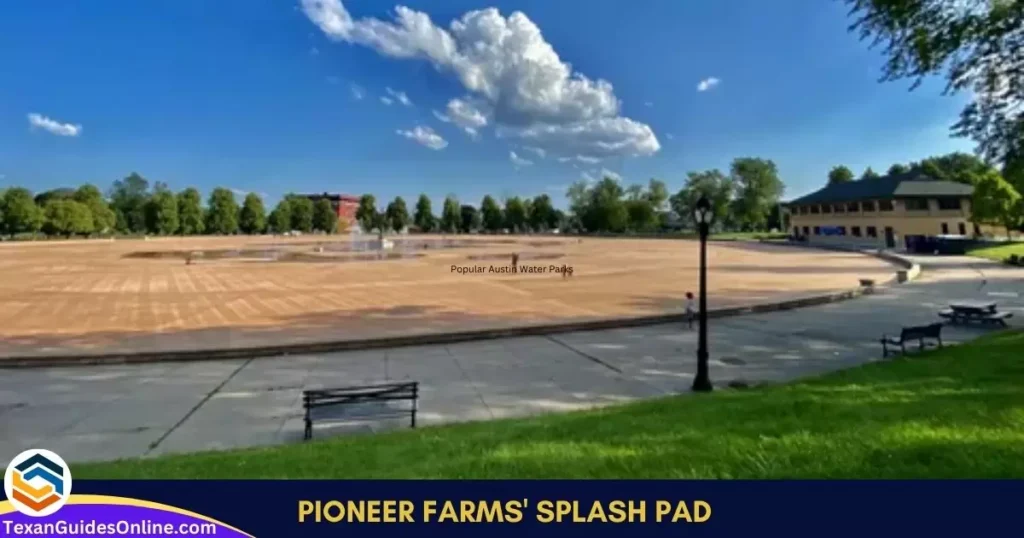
[0, 0, 974, 210]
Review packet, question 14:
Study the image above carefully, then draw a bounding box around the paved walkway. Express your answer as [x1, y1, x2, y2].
[1, 255, 1020, 463]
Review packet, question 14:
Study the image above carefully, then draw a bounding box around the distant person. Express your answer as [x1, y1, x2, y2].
[511, 253, 519, 271]
[685, 292, 696, 329]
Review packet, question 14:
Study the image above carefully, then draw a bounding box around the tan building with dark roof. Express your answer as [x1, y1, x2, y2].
[787, 171, 977, 251]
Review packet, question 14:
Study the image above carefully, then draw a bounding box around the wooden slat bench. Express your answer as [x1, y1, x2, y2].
[881, 323, 944, 357]
[302, 382, 418, 441]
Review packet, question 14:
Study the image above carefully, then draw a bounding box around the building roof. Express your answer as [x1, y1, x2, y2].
[302, 193, 360, 202]
[787, 171, 974, 205]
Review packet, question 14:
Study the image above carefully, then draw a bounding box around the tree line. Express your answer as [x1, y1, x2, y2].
[0, 158, 791, 240]
[824, 152, 1024, 235]
[0, 172, 339, 238]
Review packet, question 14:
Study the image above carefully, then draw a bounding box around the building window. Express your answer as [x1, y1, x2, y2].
[798, 206, 809, 215]
[852, 226, 862, 237]
[803, 226, 810, 236]
[793, 226, 800, 236]
[937, 197, 962, 210]
[974, 223, 982, 236]
[904, 198, 929, 211]
[958, 222, 967, 235]
[834, 204, 846, 213]
[822, 204, 833, 214]
[810, 205, 821, 214]
[813, 226, 821, 235]
[867, 226, 878, 238]
[862, 201, 876, 212]
[941, 222, 949, 235]
[878, 200, 894, 211]
[837, 226, 846, 236]
[847, 202, 859, 212]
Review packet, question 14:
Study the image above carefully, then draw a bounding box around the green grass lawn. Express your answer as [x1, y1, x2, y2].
[968, 242, 1024, 262]
[77, 331, 1024, 479]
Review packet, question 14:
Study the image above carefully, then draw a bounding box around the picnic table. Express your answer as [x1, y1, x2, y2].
[938, 301, 1012, 327]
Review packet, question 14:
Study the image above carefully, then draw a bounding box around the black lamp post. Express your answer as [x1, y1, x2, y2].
[691, 196, 713, 393]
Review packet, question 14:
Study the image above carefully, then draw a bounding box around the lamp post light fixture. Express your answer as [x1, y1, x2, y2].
[691, 195, 714, 393]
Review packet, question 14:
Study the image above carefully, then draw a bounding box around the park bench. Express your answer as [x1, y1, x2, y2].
[880, 323, 944, 358]
[938, 302, 1013, 327]
[302, 381, 418, 441]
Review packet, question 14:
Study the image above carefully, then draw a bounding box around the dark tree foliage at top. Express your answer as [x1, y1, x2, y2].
[844, 0, 1024, 164]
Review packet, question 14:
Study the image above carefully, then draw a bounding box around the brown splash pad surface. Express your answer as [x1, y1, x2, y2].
[0, 235, 895, 359]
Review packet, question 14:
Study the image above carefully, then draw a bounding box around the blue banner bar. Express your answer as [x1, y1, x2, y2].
[8, 480, 1012, 537]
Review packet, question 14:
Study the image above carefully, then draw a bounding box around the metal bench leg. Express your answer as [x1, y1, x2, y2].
[881, 340, 889, 358]
[409, 381, 417, 428]
[304, 416, 312, 441]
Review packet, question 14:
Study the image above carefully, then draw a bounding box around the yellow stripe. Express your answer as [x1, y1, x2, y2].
[0, 495, 253, 537]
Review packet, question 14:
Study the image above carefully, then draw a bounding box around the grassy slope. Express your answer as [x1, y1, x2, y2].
[78, 331, 1024, 479]
[968, 242, 1024, 262]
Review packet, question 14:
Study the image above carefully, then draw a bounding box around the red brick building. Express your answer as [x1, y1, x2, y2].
[304, 193, 360, 230]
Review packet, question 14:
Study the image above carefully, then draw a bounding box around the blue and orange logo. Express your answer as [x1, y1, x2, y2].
[4, 449, 72, 517]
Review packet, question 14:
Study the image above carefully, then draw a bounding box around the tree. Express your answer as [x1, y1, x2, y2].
[312, 198, 336, 234]
[528, 194, 557, 231]
[109, 172, 150, 233]
[843, 0, 1024, 165]
[646, 179, 669, 211]
[2, 188, 44, 237]
[356, 194, 377, 232]
[43, 199, 93, 237]
[268, 199, 293, 234]
[670, 169, 735, 228]
[288, 196, 314, 233]
[480, 195, 504, 233]
[625, 198, 658, 232]
[34, 188, 75, 206]
[440, 196, 461, 233]
[909, 152, 993, 184]
[73, 184, 115, 234]
[860, 167, 880, 180]
[205, 188, 239, 235]
[887, 163, 910, 175]
[504, 197, 528, 232]
[414, 194, 436, 232]
[828, 166, 855, 185]
[565, 181, 590, 230]
[730, 158, 785, 231]
[145, 187, 179, 235]
[582, 177, 628, 233]
[385, 196, 410, 233]
[241, 193, 268, 234]
[177, 188, 205, 235]
[972, 170, 1022, 237]
[460, 205, 481, 233]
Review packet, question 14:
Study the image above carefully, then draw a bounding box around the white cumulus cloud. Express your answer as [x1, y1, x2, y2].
[510, 151, 533, 167]
[697, 77, 720, 92]
[444, 98, 488, 138]
[599, 168, 622, 181]
[385, 87, 412, 106]
[350, 83, 365, 99]
[576, 155, 601, 164]
[397, 125, 448, 150]
[523, 146, 546, 158]
[27, 113, 81, 137]
[380, 96, 394, 105]
[301, 0, 659, 158]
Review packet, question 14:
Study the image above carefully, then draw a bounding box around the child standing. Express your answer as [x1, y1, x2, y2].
[685, 292, 696, 329]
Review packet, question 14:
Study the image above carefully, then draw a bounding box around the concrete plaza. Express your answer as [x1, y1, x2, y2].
[0, 255, 1020, 463]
